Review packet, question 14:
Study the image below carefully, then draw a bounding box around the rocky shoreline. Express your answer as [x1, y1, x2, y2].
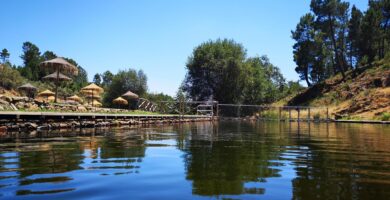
[0, 114, 213, 134]
[0, 95, 132, 113]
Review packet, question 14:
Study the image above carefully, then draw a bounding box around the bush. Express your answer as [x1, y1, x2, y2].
[381, 112, 390, 121]
[0, 63, 26, 90]
[313, 113, 321, 121]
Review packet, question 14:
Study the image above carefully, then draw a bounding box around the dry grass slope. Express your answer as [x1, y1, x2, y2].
[285, 60, 390, 120]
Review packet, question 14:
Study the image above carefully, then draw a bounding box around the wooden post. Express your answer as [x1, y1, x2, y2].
[326, 107, 329, 122]
[278, 107, 282, 121]
[288, 108, 291, 122]
[54, 70, 59, 103]
[297, 107, 300, 122]
[308, 107, 311, 122]
[216, 103, 219, 117]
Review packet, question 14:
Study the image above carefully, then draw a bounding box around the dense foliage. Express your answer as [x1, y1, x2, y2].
[102, 69, 148, 107]
[292, 0, 390, 86]
[8, 41, 90, 94]
[0, 42, 172, 107]
[0, 63, 26, 90]
[183, 39, 302, 104]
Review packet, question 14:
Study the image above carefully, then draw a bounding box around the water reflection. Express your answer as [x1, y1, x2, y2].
[0, 128, 148, 198]
[0, 122, 389, 199]
[183, 122, 283, 196]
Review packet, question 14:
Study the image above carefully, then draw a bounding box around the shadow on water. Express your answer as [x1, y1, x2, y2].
[0, 122, 389, 199]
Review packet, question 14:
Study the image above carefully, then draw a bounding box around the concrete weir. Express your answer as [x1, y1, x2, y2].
[0, 111, 214, 133]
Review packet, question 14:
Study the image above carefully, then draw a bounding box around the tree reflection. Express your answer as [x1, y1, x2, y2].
[288, 123, 390, 200]
[182, 121, 285, 196]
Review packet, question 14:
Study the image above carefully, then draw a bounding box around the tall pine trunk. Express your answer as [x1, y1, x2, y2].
[328, 14, 346, 79]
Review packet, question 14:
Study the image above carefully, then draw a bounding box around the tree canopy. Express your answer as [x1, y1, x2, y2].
[103, 69, 148, 107]
[292, 0, 390, 85]
[183, 39, 297, 104]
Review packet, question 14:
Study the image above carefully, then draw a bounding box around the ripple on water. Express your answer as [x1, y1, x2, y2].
[0, 122, 389, 199]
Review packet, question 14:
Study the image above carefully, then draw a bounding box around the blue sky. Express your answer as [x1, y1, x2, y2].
[1, 0, 368, 96]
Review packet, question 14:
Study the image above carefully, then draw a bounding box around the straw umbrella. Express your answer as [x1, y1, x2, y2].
[37, 90, 55, 102]
[47, 96, 55, 102]
[113, 97, 128, 109]
[89, 100, 102, 107]
[18, 83, 37, 98]
[42, 71, 72, 81]
[122, 90, 139, 110]
[42, 71, 72, 101]
[68, 95, 82, 103]
[40, 57, 78, 103]
[122, 90, 139, 99]
[81, 83, 104, 107]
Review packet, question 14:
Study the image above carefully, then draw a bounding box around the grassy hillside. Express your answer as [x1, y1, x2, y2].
[283, 59, 390, 120]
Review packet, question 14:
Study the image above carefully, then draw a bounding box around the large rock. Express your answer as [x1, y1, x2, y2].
[0, 95, 12, 103]
[0, 99, 9, 106]
[28, 104, 39, 111]
[12, 96, 29, 103]
[77, 106, 87, 112]
[15, 102, 26, 109]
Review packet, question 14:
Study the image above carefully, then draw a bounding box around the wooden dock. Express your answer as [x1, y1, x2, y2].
[334, 119, 390, 124]
[0, 111, 214, 133]
[0, 111, 212, 120]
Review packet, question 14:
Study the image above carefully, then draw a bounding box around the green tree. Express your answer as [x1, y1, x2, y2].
[41, 51, 57, 61]
[19, 41, 42, 80]
[101, 70, 114, 87]
[243, 56, 286, 104]
[63, 58, 88, 92]
[284, 81, 305, 96]
[0, 63, 26, 89]
[183, 39, 247, 103]
[292, 13, 318, 86]
[310, 0, 350, 78]
[93, 73, 102, 85]
[0, 48, 10, 63]
[360, 1, 383, 63]
[103, 69, 148, 107]
[347, 5, 363, 68]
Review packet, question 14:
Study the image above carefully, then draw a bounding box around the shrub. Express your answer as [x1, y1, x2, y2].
[313, 113, 321, 121]
[0, 64, 26, 90]
[381, 112, 390, 121]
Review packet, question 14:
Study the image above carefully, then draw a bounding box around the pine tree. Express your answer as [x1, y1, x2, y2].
[0, 48, 10, 63]
[347, 5, 363, 68]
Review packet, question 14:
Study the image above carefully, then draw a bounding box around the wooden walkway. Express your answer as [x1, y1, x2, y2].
[0, 111, 212, 121]
[334, 119, 390, 124]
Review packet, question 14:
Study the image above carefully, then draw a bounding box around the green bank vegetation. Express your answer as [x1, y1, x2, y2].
[1, 0, 389, 120]
[0, 42, 173, 109]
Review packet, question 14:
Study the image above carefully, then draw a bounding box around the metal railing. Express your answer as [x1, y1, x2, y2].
[217, 104, 329, 121]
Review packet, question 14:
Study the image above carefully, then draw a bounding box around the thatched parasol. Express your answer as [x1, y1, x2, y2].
[81, 83, 104, 107]
[40, 57, 78, 75]
[88, 100, 102, 107]
[122, 90, 139, 110]
[18, 83, 37, 98]
[40, 57, 79, 103]
[122, 90, 139, 99]
[81, 83, 104, 93]
[38, 89, 55, 101]
[113, 97, 128, 108]
[42, 71, 72, 81]
[47, 96, 55, 102]
[68, 95, 82, 103]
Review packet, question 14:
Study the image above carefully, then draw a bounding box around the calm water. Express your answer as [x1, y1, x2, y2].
[1, 121, 390, 199]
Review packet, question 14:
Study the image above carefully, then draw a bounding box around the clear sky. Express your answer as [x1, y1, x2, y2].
[0, 0, 368, 96]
